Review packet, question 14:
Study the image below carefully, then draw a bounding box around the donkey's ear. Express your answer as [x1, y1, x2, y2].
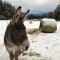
[25, 9, 30, 16]
[12, 6, 21, 19]
[15, 6, 21, 16]
[23, 9, 30, 21]
[12, 6, 21, 21]
[17, 6, 21, 11]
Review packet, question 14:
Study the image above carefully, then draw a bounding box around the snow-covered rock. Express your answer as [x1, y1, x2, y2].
[39, 18, 57, 33]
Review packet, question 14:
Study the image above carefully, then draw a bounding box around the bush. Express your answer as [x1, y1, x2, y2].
[0, 15, 6, 20]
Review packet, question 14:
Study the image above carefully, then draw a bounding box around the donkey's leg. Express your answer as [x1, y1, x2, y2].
[9, 53, 14, 60]
[15, 51, 19, 60]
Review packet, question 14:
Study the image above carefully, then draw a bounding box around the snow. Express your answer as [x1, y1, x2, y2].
[24, 20, 40, 34]
[0, 20, 60, 60]
[24, 20, 40, 29]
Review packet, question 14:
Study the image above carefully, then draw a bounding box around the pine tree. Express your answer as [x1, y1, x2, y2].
[54, 4, 60, 20]
[0, 0, 15, 20]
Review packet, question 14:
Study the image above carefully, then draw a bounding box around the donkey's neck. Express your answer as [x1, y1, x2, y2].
[14, 22, 26, 30]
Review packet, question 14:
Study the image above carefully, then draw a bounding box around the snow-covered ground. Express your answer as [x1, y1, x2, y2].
[0, 20, 60, 60]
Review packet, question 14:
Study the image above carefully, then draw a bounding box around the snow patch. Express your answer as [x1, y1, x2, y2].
[0, 20, 60, 60]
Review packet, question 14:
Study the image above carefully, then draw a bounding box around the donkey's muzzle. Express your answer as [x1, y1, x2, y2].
[25, 46, 29, 50]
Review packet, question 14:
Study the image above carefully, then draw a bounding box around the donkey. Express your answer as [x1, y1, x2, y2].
[4, 6, 30, 60]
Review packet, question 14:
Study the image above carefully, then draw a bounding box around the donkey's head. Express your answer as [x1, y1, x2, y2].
[12, 6, 30, 24]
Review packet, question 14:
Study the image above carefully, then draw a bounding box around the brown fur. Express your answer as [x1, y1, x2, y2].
[4, 6, 30, 60]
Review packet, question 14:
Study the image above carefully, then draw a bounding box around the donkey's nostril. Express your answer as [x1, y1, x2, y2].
[26, 46, 28, 50]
